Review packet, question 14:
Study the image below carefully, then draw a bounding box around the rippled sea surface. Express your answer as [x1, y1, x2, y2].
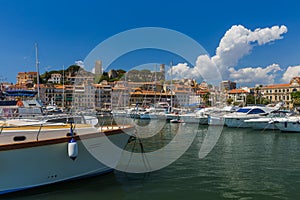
[3, 120, 300, 200]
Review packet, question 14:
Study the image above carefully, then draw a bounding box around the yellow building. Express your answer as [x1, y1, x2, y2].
[16, 72, 37, 85]
[261, 77, 300, 109]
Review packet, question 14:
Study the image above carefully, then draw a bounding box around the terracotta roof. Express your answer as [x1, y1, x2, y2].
[173, 90, 190, 93]
[17, 71, 38, 76]
[127, 82, 162, 85]
[196, 90, 209, 94]
[54, 85, 65, 89]
[228, 89, 249, 94]
[130, 91, 164, 95]
[27, 72, 37, 75]
[262, 84, 290, 89]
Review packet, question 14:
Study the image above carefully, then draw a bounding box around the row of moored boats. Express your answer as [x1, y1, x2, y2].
[113, 102, 300, 132]
[183, 103, 300, 133]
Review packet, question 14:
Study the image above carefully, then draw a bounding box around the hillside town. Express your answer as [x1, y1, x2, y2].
[1, 61, 300, 112]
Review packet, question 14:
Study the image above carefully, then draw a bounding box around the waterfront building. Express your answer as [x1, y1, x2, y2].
[94, 80, 112, 111]
[168, 83, 195, 107]
[40, 84, 74, 108]
[227, 88, 250, 106]
[73, 83, 95, 110]
[261, 84, 290, 108]
[16, 72, 38, 85]
[129, 82, 168, 106]
[111, 81, 130, 108]
[261, 77, 300, 109]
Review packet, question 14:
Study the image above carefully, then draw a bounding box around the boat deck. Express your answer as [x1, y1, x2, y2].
[0, 123, 133, 147]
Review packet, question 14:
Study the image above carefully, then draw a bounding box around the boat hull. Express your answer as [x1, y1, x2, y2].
[247, 121, 276, 130]
[0, 128, 131, 195]
[275, 121, 300, 132]
[244, 118, 279, 130]
[224, 118, 250, 128]
[208, 115, 225, 126]
[179, 115, 208, 124]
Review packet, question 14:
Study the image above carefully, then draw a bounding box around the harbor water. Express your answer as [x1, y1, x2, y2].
[3, 119, 300, 200]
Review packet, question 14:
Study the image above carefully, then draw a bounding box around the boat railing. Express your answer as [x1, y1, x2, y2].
[0, 121, 46, 141]
[0, 113, 87, 142]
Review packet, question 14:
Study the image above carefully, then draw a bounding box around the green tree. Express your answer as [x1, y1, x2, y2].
[66, 65, 81, 75]
[98, 72, 109, 83]
[117, 69, 126, 79]
[291, 91, 300, 107]
[33, 76, 45, 84]
[202, 92, 210, 106]
[246, 94, 255, 105]
[262, 97, 270, 105]
[226, 98, 233, 105]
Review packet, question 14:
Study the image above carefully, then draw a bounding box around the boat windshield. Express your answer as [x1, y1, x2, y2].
[247, 108, 265, 114]
[236, 108, 251, 113]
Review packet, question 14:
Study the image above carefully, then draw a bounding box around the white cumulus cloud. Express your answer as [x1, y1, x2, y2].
[213, 25, 287, 73]
[228, 64, 281, 85]
[169, 25, 288, 84]
[281, 65, 300, 83]
[171, 55, 218, 82]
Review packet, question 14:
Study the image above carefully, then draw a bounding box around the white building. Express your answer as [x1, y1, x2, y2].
[48, 73, 62, 84]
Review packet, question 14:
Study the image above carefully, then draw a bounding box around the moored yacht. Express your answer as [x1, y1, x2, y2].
[223, 106, 279, 128]
[273, 116, 300, 132]
[179, 108, 215, 125]
[207, 106, 239, 126]
[0, 116, 133, 195]
[244, 110, 291, 130]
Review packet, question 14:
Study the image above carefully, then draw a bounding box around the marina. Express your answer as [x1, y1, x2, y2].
[2, 84, 300, 197]
[1, 0, 300, 199]
[2, 120, 300, 199]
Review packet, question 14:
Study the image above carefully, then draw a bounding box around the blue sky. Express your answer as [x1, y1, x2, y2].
[0, 0, 300, 86]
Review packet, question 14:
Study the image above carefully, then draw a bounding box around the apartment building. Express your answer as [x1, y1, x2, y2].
[261, 77, 300, 109]
[16, 72, 38, 85]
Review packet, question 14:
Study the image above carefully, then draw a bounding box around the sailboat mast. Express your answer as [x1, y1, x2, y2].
[62, 65, 65, 108]
[35, 43, 40, 100]
[170, 62, 173, 112]
[155, 64, 157, 104]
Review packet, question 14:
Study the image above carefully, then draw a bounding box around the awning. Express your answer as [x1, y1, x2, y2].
[5, 90, 37, 97]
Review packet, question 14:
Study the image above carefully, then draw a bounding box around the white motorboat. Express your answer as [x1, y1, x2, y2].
[273, 116, 300, 132]
[207, 106, 239, 126]
[244, 111, 291, 130]
[223, 106, 278, 128]
[170, 118, 184, 123]
[139, 107, 166, 120]
[179, 108, 213, 125]
[0, 117, 133, 195]
[244, 117, 277, 130]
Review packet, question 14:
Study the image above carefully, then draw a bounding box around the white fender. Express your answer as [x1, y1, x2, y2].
[68, 138, 78, 160]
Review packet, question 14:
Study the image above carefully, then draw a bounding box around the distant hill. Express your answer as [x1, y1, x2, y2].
[40, 66, 166, 84]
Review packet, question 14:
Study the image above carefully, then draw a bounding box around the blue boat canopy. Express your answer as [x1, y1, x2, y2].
[4, 90, 37, 97]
